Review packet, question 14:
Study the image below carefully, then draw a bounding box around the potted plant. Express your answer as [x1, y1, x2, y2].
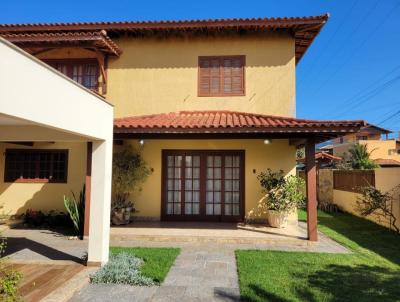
[111, 145, 151, 225]
[258, 169, 305, 228]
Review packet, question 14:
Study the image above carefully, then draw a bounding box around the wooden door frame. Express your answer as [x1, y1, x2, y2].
[161, 149, 245, 222]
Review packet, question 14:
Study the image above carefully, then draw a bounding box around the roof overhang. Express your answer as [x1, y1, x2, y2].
[113, 111, 366, 143]
[0, 14, 329, 63]
[0, 30, 122, 56]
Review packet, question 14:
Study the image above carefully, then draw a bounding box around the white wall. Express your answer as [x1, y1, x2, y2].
[0, 38, 113, 141]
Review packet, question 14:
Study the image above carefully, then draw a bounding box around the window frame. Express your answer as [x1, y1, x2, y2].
[44, 58, 100, 91]
[4, 149, 69, 183]
[198, 55, 246, 97]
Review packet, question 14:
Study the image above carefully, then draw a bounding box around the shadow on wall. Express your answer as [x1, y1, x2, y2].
[0, 182, 84, 217]
[108, 33, 294, 70]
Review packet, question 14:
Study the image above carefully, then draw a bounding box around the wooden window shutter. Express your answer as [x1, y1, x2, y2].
[198, 56, 245, 97]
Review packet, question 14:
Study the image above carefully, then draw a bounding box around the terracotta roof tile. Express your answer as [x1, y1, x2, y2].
[0, 30, 122, 56]
[114, 110, 365, 135]
[374, 158, 400, 166]
[0, 15, 328, 63]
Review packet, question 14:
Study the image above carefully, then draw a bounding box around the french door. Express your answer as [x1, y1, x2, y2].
[162, 150, 244, 222]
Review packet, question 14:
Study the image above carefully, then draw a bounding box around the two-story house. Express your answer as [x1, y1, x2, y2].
[0, 15, 366, 241]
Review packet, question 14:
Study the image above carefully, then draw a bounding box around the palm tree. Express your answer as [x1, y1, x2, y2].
[348, 143, 378, 170]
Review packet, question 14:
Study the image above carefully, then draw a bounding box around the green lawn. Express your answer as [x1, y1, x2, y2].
[110, 247, 180, 283]
[236, 210, 400, 302]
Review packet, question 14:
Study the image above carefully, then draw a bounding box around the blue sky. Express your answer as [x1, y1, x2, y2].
[1, 0, 399, 133]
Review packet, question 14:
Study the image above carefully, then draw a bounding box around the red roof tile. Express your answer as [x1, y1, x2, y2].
[114, 111, 365, 135]
[374, 158, 400, 167]
[0, 30, 122, 56]
[0, 14, 328, 63]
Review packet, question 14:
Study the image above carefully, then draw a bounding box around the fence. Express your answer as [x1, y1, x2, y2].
[333, 170, 375, 193]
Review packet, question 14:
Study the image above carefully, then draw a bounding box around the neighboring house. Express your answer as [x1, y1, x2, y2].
[0, 14, 366, 241]
[320, 125, 400, 165]
[297, 151, 342, 169]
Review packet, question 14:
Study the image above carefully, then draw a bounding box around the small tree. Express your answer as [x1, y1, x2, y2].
[112, 146, 151, 209]
[357, 185, 399, 234]
[348, 143, 378, 170]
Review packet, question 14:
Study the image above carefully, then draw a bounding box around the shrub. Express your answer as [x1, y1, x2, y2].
[357, 185, 400, 233]
[112, 146, 151, 210]
[0, 232, 22, 301]
[90, 253, 154, 286]
[257, 169, 305, 213]
[64, 184, 85, 238]
[23, 209, 72, 229]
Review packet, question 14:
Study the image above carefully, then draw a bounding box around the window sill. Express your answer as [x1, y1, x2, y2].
[5, 178, 66, 184]
[198, 93, 246, 97]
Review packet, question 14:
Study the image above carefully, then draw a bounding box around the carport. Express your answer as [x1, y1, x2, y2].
[0, 37, 113, 265]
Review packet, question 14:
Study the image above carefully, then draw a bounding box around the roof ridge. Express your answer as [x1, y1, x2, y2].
[0, 14, 329, 28]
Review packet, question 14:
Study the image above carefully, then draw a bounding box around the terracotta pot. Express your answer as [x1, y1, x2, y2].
[268, 210, 288, 228]
[123, 209, 131, 223]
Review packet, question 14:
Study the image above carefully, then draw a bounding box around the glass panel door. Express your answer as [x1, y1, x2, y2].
[164, 151, 243, 220]
[206, 155, 222, 216]
[166, 155, 182, 215]
[224, 155, 241, 216]
[184, 155, 201, 215]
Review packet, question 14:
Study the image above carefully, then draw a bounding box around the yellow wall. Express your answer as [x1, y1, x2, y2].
[333, 139, 400, 161]
[106, 33, 296, 117]
[0, 142, 86, 216]
[119, 139, 296, 221]
[333, 168, 400, 230]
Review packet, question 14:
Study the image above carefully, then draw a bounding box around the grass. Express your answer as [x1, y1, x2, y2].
[110, 247, 180, 284]
[235, 210, 400, 302]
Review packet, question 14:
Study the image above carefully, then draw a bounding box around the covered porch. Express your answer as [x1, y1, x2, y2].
[114, 111, 366, 241]
[0, 37, 113, 265]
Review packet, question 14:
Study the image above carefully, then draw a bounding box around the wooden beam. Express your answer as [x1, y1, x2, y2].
[84, 142, 92, 238]
[95, 49, 107, 93]
[305, 137, 318, 241]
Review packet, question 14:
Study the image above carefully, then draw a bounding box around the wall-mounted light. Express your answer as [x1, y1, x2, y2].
[139, 139, 145, 146]
[263, 139, 271, 145]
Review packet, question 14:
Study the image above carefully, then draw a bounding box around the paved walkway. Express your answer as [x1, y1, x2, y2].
[71, 244, 240, 302]
[3, 223, 349, 301]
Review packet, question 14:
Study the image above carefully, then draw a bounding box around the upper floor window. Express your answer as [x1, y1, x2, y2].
[46, 59, 99, 91]
[198, 56, 245, 97]
[356, 135, 368, 141]
[4, 149, 68, 183]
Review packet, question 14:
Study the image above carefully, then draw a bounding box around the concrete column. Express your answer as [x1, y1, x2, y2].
[305, 137, 318, 241]
[87, 138, 113, 266]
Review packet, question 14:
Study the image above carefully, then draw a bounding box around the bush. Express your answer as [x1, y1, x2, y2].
[90, 253, 154, 286]
[23, 209, 72, 229]
[357, 185, 400, 233]
[257, 169, 305, 213]
[0, 233, 22, 301]
[112, 146, 151, 210]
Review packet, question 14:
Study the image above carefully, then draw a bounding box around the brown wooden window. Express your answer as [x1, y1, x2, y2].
[4, 149, 68, 183]
[45, 59, 99, 91]
[198, 56, 245, 96]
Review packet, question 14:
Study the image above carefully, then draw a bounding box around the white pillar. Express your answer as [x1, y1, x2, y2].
[87, 138, 113, 266]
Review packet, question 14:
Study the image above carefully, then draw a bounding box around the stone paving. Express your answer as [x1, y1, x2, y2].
[3, 222, 350, 301]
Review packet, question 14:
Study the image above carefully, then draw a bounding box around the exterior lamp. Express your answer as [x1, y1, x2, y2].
[139, 139, 145, 146]
[263, 139, 271, 145]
